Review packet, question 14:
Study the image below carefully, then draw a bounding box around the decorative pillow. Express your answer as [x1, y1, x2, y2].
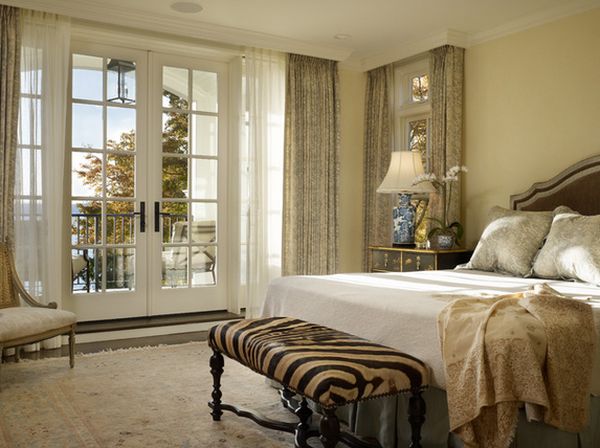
[466, 206, 554, 276]
[532, 213, 600, 285]
[553, 205, 577, 216]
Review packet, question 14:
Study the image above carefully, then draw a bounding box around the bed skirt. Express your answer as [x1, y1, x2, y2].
[334, 388, 600, 448]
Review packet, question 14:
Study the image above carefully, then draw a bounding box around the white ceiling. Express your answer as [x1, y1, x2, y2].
[5, 0, 600, 70]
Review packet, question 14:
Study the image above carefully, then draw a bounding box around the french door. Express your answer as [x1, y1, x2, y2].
[148, 54, 228, 316]
[66, 43, 228, 321]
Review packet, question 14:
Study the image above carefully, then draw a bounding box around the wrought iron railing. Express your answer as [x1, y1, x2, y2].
[71, 212, 187, 292]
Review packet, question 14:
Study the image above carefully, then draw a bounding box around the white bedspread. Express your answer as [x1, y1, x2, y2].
[262, 269, 600, 395]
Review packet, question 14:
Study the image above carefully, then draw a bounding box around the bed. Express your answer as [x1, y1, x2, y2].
[262, 154, 600, 448]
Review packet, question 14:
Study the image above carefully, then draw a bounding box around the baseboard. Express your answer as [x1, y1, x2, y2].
[65, 320, 232, 344]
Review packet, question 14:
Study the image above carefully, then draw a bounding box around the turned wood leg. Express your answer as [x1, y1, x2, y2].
[320, 407, 340, 448]
[209, 348, 224, 421]
[408, 388, 426, 448]
[69, 329, 76, 369]
[294, 397, 313, 448]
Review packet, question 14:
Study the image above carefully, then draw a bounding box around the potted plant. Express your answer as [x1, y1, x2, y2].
[413, 165, 467, 249]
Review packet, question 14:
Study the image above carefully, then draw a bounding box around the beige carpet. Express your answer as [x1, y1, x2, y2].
[0, 342, 295, 447]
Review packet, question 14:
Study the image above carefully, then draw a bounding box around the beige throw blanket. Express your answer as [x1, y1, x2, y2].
[438, 284, 596, 448]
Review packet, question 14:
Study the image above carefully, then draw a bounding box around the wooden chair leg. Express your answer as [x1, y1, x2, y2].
[320, 407, 340, 448]
[69, 329, 76, 368]
[408, 388, 426, 448]
[209, 348, 224, 421]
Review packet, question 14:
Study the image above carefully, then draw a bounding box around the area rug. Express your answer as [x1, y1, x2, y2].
[0, 342, 295, 447]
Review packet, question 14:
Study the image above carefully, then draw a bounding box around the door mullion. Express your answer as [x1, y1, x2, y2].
[101, 55, 108, 293]
[146, 50, 157, 317]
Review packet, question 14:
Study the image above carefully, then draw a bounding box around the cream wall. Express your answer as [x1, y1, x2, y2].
[338, 69, 366, 272]
[463, 8, 600, 246]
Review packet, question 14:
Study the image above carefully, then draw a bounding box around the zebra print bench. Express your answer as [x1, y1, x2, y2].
[208, 317, 429, 448]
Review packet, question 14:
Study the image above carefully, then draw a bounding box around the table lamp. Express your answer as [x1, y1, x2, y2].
[377, 150, 435, 246]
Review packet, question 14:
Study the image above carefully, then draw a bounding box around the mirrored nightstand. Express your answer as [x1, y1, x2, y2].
[369, 246, 473, 273]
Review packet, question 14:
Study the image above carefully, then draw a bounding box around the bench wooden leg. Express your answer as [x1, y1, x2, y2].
[209, 348, 224, 421]
[294, 397, 313, 448]
[320, 407, 340, 448]
[281, 386, 295, 409]
[408, 388, 426, 448]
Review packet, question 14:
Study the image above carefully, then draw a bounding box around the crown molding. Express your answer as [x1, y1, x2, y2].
[3, 0, 352, 61]
[357, 29, 469, 72]
[337, 58, 364, 72]
[347, 0, 600, 72]
[71, 21, 241, 63]
[468, 0, 600, 46]
[6, 0, 600, 71]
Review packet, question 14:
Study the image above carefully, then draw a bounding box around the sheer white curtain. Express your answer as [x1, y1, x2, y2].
[16, 11, 70, 349]
[242, 48, 286, 317]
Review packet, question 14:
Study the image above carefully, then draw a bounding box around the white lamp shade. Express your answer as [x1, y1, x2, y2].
[377, 150, 436, 194]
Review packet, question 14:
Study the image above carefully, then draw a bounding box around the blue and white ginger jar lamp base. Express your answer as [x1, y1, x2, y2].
[393, 193, 415, 246]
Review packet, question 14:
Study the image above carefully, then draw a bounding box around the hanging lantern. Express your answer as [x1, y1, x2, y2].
[107, 59, 135, 104]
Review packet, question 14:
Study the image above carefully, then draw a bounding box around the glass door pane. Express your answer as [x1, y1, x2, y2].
[71, 53, 139, 294]
[67, 45, 148, 321]
[160, 65, 218, 288]
[150, 55, 227, 315]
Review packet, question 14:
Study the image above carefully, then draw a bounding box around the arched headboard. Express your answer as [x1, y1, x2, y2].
[510, 154, 600, 215]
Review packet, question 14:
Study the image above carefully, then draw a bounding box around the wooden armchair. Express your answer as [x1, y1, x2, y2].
[0, 242, 77, 385]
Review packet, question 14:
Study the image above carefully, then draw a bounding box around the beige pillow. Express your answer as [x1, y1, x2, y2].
[553, 205, 577, 216]
[466, 206, 554, 276]
[532, 213, 600, 285]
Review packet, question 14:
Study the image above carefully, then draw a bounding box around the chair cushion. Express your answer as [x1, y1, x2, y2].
[0, 307, 76, 343]
[209, 317, 429, 409]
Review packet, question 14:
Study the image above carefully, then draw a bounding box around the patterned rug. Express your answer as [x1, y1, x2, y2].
[0, 342, 295, 447]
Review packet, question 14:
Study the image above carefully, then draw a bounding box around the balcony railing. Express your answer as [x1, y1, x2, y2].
[71, 212, 187, 246]
[71, 212, 187, 292]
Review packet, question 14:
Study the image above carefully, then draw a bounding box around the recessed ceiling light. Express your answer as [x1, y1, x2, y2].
[170, 2, 203, 13]
[334, 34, 352, 40]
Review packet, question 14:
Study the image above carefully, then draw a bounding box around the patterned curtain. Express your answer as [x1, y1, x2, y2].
[282, 54, 340, 276]
[361, 65, 393, 270]
[0, 6, 21, 245]
[429, 45, 465, 226]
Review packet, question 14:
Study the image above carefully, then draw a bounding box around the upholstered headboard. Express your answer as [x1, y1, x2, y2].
[510, 154, 600, 215]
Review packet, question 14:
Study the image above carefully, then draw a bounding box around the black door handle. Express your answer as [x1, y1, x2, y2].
[155, 201, 160, 232]
[132, 201, 146, 233]
[154, 201, 173, 232]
